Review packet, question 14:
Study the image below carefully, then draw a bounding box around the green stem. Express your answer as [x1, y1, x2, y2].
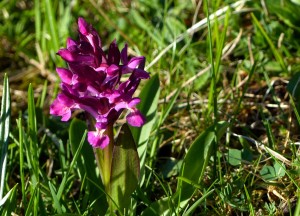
[102, 124, 114, 190]
[93, 124, 114, 191]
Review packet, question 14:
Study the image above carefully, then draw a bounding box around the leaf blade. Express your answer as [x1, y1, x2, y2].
[109, 124, 140, 211]
[130, 74, 160, 185]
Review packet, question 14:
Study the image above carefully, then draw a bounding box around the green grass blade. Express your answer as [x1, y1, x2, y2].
[17, 117, 26, 207]
[69, 118, 107, 214]
[205, 0, 219, 180]
[44, 0, 60, 55]
[294, 191, 300, 216]
[49, 181, 63, 213]
[34, 0, 41, 42]
[0, 74, 10, 200]
[244, 184, 255, 215]
[57, 129, 87, 200]
[251, 13, 288, 74]
[25, 184, 37, 216]
[28, 84, 39, 184]
[0, 184, 18, 215]
[182, 188, 215, 216]
[27, 84, 40, 215]
[159, 88, 180, 126]
[214, 9, 229, 76]
[39, 80, 48, 108]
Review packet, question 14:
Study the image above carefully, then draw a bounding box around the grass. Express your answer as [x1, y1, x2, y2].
[1, 0, 300, 215]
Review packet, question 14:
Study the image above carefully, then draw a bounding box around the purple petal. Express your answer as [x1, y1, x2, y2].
[128, 57, 145, 69]
[121, 57, 145, 75]
[107, 64, 119, 76]
[131, 68, 150, 80]
[121, 44, 128, 65]
[126, 110, 145, 127]
[50, 98, 72, 121]
[67, 38, 77, 48]
[78, 41, 94, 54]
[106, 90, 120, 103]
[128, 98, 141, 108]
[95, 63, 108, 72]
[115, 98, 140, 111]
[118, 80, 130, 92]
[78, 104, 99, 119]
[87, 131, 110, 148]
[78, 17, 89, 35]
[57, 49, 94, 64]
[61, 111, 72, 121]
[57, 93, 74, 107]
[56, 67, 73, 84]
[108, 40, 120, 65]
[115, 101, 127, 111]
[73, 82, 87, 92]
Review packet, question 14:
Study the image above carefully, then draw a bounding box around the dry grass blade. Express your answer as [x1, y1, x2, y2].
[231, 132, 291, 166]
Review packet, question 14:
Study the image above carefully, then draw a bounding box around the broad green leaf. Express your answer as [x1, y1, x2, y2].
[177, 121, 229, 208]
[109, 124, 140, 212]
[0, 74, 10, 200]
[260, 161, 286, 181]
[260, 165, 276, 181]
[131, 74, 160, 184]
[160, 159, 183, 179]
[228, 148, 242, 166]
[274, 161, 286, 178]
[68, 118, 107, 214]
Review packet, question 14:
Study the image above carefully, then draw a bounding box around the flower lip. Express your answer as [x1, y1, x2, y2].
[88, 131, 110, 149]
[126, 110, 146, 127]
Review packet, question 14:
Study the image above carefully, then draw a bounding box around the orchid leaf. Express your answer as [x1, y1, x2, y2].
[109, 124, 140, 212]
[131, 74, 160, 185]
[178, 121, 229, 208]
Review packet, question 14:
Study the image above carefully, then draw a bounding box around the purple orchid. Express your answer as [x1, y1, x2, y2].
[50, 17, 149, 149]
